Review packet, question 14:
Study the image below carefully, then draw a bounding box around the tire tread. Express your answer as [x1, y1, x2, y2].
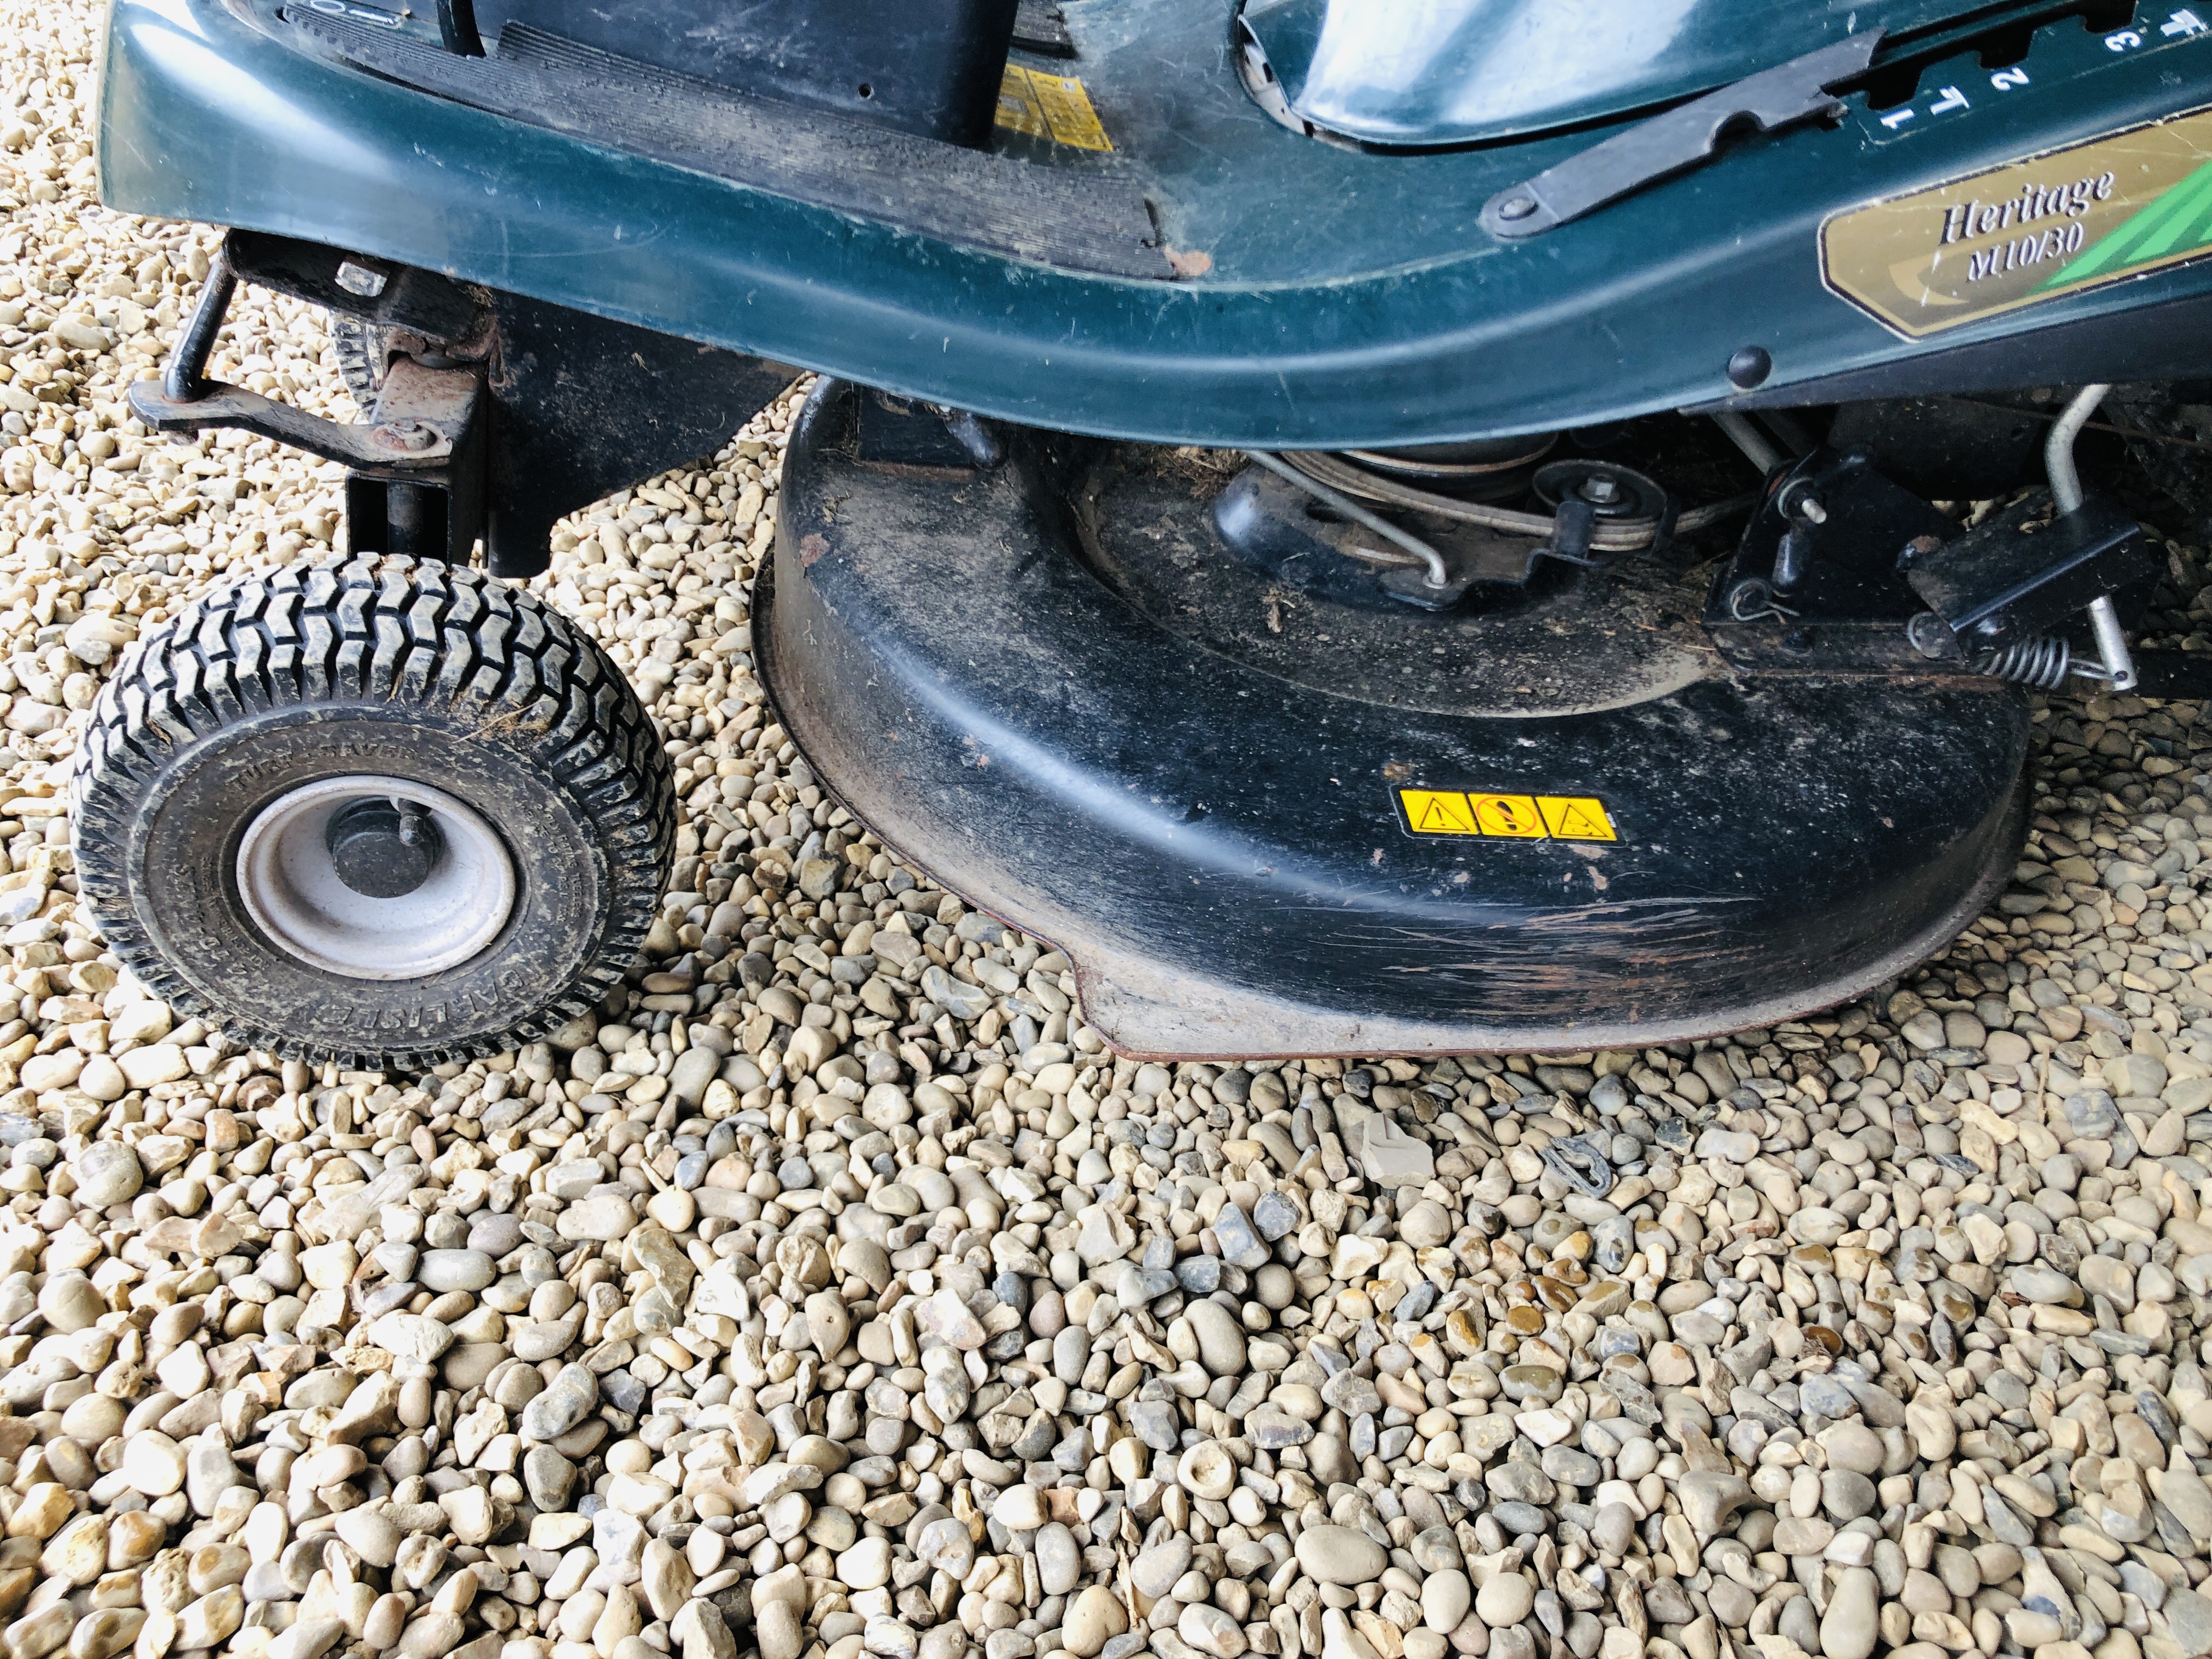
[72, 554, 674, 1070]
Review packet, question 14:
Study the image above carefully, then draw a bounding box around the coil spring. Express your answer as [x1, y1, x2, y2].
[1973, 635, 2075, 690]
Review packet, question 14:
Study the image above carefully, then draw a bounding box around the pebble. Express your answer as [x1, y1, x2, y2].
[1063, 1587, 1127, 1658]
[520, 1362, 599, 1440]
[1421, 1570, 1470, 1633]
[1296, 1525, 1386, 1586]
[915, 1517, 975, 1579]
[759, 1603, 804, 1659]
[558, 1192, 636, 1240]
[836, 1536, 891, 1590]
[1035, 1522, 1080, 1596]
[1821, 1566, 1880, 1659]
[1132, 1539, 1192, 1599]
[2168, 1588, 2212, 1656]
[416, 1247, 495, 1291]
[1476, 1572, 1535, 1626]
[71, 1139, 141, 1204]
[1184, 1296, 1246, 1375]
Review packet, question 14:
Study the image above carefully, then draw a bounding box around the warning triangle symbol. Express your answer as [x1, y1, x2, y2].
[1538, 795, 1618, 840]
[1401, 790, 1476, 834]
[1418, 798, 1470, 832]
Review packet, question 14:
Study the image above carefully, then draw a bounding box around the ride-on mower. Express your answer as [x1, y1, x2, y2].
[77, 0, 2212, 1064]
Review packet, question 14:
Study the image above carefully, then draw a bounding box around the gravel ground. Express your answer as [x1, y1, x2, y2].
[13, 18, 2212, 1659]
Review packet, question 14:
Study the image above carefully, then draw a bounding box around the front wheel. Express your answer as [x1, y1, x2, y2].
[72, 554, 674, 1068]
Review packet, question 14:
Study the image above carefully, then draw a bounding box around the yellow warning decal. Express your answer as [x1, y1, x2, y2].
[1029, 70, 1114, 151]
[1470, 793, 1546, 838]
[1397, 789, 1618, 843]
[995, 65, 1114, 151]
[995, 65, 1047, 139]
[1537, 796, 1618, 842]
[1400, 791, 1478, 836]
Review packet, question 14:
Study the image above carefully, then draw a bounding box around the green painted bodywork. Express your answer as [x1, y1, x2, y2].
[1238, 0, 1983, 146]
[95, 0, 2212, 447]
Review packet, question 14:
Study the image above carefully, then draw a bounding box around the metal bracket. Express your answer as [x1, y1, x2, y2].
[1481, 32, 1883, 240]
[225, 228, 483, 345]
[1702, 447, 1955, 674]
[128, 240, 486, 477]
[343, 358, 488, 561]
[130, 236, 488, 561]
[1903, 492, 2157, 669]
[131, 357, 482, 475]
[1538, 1135, 1615, 1199]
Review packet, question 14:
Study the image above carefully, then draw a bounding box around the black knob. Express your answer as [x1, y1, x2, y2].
[1727, 346, 1772, 390]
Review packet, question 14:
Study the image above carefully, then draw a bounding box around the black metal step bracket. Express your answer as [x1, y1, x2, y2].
[128, 235, 490, 562]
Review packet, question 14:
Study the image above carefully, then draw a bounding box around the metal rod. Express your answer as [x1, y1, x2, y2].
[1713, 411, 1784, 475]
[2046, 382, 2108, 517]
[1244, 450, 1451, 590]
[163, 244, 236, 405]
[1756, 410, 1816, 458]
[2088, 595, 2137, 693]
[2045, 386, 2137, 691]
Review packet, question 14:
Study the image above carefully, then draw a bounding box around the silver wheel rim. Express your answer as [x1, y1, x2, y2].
[236, 775, 517, 981]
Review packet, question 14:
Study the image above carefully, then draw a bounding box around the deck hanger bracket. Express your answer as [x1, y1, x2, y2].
[1480, 31, 1883, 240]
[127, 238, 486, 479]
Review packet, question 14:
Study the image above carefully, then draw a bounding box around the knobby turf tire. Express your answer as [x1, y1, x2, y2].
[330, 316, 390, 411]
[70, 553, 674, 1069]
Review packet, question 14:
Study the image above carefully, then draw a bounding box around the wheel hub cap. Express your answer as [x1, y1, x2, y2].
[325, 797, 446, 898]
[236, 776, 516, 980]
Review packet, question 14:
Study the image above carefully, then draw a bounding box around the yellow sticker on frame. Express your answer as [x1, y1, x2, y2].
[994, 65, 1114, 151]
[995, 65, 1047, 139]
[1397, 788, 1618, 842]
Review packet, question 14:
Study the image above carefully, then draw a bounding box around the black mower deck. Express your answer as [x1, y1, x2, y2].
[757, 383, 2032, 1059]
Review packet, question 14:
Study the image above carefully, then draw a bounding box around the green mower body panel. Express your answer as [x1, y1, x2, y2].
[95, 0, 2212, 446]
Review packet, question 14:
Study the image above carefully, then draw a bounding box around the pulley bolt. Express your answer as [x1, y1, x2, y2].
[373, 419, 437, 453]
[334, 261, 388, 298]
[1579, 477, 1622, 505]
